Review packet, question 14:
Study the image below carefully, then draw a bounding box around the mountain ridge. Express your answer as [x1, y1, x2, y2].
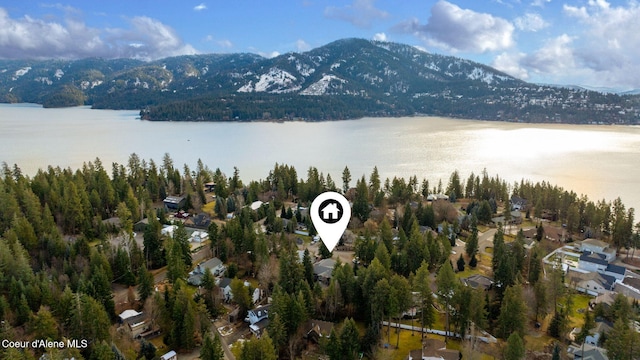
[1, 38, 638, 123]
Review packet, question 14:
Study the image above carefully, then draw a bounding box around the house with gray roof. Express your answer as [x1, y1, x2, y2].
[187, 257, 224, 286]
[313, 258, 336, 285]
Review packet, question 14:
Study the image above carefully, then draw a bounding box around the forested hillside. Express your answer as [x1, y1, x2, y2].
[1, 39, 639, 123]
[0, 156, 638, 359]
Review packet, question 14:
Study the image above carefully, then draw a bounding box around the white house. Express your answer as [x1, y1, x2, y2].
[246, 304, 270, 325]
[246, 304, 271, 338]
[580, 239, 616, 262]
[160, 350, 177, 360]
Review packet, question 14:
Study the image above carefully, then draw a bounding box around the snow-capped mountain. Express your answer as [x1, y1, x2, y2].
[1, 38, 637, 123]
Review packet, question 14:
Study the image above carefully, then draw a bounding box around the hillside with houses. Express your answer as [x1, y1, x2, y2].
[0, 157, 639, 360]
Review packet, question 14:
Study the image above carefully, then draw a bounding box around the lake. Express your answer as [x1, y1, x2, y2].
[2, 103, 640, 210]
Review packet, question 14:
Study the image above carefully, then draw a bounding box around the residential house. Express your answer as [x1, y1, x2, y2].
[407, 339, 460, 360]
[578, 252, 625, 280]
[160, 350, 177, 360]
[184, 213, 211, 229]
[567, 269, 616, 296]
[246, 304, 270, 325]
[580, 239, 616, 262]
[589, 292, 617, 310]
[217, 277, 233, 302]
[189, 230, 209, 244]
[511, 196, 528, 211]
[586, 320, 613, 346]
[567, 344, 608, 360]
[250, 201, 264, 211]
[313, 258, 336, 285]
[491, 210, 522, 226]
[161, 225, 177, 238]
[461, 274, 494, 291]
[247, 305, 271, 338]
[118, 309, 148, 339]
[204, 182, 215, 192]
[216, 277, 251, 302]
[133, 218, 150, 232]
[163, 196, 186, 211]
[304, 319, 334, 343]
[187, 257, 225, 286]
[614, 276, 640, 300]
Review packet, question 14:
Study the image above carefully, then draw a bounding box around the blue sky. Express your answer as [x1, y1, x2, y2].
[2, 0, 640, 89]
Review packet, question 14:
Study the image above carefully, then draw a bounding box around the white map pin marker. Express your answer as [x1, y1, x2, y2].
[310, 191, 351, 253]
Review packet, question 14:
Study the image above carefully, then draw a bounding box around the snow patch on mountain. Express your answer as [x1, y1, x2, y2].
[55, 69, 64, 79]
[13, 67, 31, 80]
[467, 67, 512, 84]
[35, 77, 52, 85]
[295, 61, 315, 77]
[237, 67, 300, 93]
[300, 74, 346, 95]
[80, 80, 103, 90]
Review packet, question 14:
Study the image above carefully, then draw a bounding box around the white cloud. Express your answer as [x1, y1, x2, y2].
[217, 39, 233, 48]
[560, 0, 640, 86]
[193, 3, 207, 11]
[492, 52, 529, 80]
[521, 34, 576, 74]
[258, 51, 280, 59]
[531, 0, 551, 7]
[562, 4, 589, 19]
[0, 8, 197, 60]
[514, 12, 549, 32]
[395, 1, 514, 53]
[324, 0, 388, 28]
[295, 39, 310, 52]
[204, 35, 233, 48]
[373, 32, 387, 41]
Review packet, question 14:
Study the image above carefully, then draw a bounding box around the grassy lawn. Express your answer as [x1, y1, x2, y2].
[202, 200, 216, 217]
[455, 267, 481, 279]
[378, 330, 448, 360]
[378, 330, 495, 360]
[525, 334, 554, 352]
[568, 293, 591, 327]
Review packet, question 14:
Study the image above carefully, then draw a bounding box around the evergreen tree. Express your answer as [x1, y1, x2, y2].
[138, 265, 154, 303]
[604, 318, 640, 360]
[456, 254, 465, 272]
[353, 176, 370, 222]
[504, 332, 525, 360]
[497, 283, 527, 339]
[326, 328, 342, 360]
[200, 332, 224, 360]
[551, 344, 561, 360]
[465, 215, 479, 258]
[436, 261, 457, 341]
[302, 249, 315, 286]
[342, 166, 351, 194]
[239, 332, 277, 360]
[339, 318, 361, 360]
[414, 261, 435, 341]
[230, 278, 252, 320]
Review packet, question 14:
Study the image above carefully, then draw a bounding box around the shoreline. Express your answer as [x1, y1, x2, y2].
[2, 102, 635, 126]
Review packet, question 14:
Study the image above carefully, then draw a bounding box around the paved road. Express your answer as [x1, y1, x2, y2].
[478, 228, 497, 255]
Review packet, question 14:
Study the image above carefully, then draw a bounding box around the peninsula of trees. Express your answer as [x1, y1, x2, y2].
[0, 155, 638, 360]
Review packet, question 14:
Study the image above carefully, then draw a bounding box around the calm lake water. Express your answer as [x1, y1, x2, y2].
[2, 103, 640, 210]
